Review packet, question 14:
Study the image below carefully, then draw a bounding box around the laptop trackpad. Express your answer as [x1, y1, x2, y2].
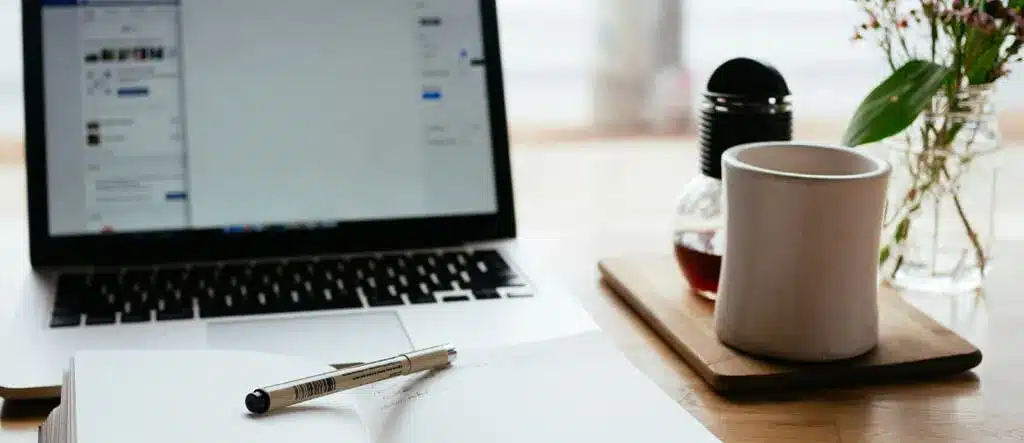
[205, 311, 412, 367]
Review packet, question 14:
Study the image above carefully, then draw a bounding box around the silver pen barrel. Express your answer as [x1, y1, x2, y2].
[245, 343, 457, 414]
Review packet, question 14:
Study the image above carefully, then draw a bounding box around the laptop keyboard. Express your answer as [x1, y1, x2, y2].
[50, 249, 531, 328]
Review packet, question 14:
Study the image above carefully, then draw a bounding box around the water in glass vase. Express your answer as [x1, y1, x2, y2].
[877, 83, 1001, 294]
[881, 167, 999, 294]
[674, 229, 723, 300]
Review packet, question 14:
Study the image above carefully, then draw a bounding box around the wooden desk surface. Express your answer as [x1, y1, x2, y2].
[1, 138, 1024, 442]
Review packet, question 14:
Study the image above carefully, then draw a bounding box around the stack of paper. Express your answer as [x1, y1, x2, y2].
[37, 331, 721, 443]
[39, 367, 73, 443]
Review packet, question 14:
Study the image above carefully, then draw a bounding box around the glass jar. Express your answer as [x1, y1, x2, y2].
[878, 84, 1003, 294]
[673, 174, 725, 300]
[671, 58, 792, 300]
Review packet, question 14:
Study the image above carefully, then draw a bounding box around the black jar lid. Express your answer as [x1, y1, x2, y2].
[699, 57, 793, 179]
[705, 57, 790, 100]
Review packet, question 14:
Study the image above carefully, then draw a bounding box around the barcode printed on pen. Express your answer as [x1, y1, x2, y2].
[293, 378, 337, 400]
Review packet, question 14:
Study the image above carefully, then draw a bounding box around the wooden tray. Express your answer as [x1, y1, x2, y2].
[598, 254, 983, 394]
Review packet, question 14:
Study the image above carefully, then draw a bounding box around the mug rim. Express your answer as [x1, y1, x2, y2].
[722, 141, 891, 182]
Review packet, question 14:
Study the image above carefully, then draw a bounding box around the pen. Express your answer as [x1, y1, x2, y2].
[244, 343, 458, 414]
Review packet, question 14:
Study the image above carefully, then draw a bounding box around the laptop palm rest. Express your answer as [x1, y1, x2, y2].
[205, 311, 413, 367]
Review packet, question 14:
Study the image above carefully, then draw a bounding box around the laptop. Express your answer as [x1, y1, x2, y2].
[0, 0, 599, 399]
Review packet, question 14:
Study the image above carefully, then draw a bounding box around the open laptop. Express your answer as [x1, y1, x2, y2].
[0, 0, 599, 399]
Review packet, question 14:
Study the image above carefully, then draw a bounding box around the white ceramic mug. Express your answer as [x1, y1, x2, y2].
[714, 142, 891, 362]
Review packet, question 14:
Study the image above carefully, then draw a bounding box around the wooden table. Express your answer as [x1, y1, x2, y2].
[2, 138, 1024, 442]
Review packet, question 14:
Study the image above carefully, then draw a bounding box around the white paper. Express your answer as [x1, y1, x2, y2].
[71, 350, 372, 443]
[44, 332, 720, 443]
[350, 331, 721, 443]
[38, 368, 70, 443]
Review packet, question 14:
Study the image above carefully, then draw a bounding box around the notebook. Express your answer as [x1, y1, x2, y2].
[37, 331, 722, 443]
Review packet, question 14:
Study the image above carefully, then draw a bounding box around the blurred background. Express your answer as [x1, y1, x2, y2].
[497, 0, 1024, 143]
[0, 0, 1020, 149]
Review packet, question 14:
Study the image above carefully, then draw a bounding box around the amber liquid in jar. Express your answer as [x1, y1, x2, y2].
[673, 228, 724, 300]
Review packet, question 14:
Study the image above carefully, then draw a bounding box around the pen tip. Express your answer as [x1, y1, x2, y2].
[245, 390, 271, 414]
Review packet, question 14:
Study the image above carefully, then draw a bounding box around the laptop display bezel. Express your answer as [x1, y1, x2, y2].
[22, 0, 516, 268]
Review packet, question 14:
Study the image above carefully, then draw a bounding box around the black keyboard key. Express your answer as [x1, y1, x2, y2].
[54, 248, 520, 328]
[422, 272, 448, 291]
[230, 287, 259, 314]
[461, 251, 521, 287]
[199, 291, 233, 318]
[185, 268, 217, 294]
[408, 283, 437, 304]
[361, 277, 379, 295]
[365, 258, 381, 274]
[157, 311, 193, 321]
[442, 295, 471, 302]
[319, 286, 363, 309]
[84, 314, 115, 325]
[155, 297, 194, 321]
[91, 272, 118, 289]
[85, 299, 116, 318]
[408, 254, 432, 272]
[279, 283, 313, 311]
[55, 275, 87, 313]
[475, 250, 511, 272]
[363, 283, 403, 307]
[52, 299, 82, 317]
[247, 289, 280, 314]
[50, 314, 81, 328]
[121, 269, 154, 289]
[395, 273, 412, 289]
[472, 289, 502, 300]
[282, 260, 307, 275]
[436, 253, 460, 275]
[366, 295, 404, 307]
[137, 292, 160, 309]
[396, 255, 411, 271]
[250, 262, 276, 280]
[495, 275, 527, 287]
[154, 268, 184, 286]
[378, 254, 402, 271]
[121, 312, 151, 323]
[120, 300, 150, 323]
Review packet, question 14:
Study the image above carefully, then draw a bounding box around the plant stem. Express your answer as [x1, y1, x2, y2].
[951, 192, 988, 271]
[927, 0, 936, 63]
[891, 255, 905, 279]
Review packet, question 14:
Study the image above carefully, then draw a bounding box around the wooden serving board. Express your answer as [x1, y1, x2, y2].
[598, 254, 983, 394]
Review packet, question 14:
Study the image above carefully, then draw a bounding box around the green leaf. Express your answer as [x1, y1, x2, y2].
[967, 45, 1000, 84]
[842, 60, 953, 147]
[1010, 0, 1023, 9]
[895, 217, 911, 242]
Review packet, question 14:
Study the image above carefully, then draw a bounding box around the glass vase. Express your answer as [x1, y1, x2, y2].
[877, 84, 1002, 294]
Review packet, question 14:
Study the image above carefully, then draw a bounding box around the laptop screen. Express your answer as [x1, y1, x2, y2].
[40, 0, 499, 238]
